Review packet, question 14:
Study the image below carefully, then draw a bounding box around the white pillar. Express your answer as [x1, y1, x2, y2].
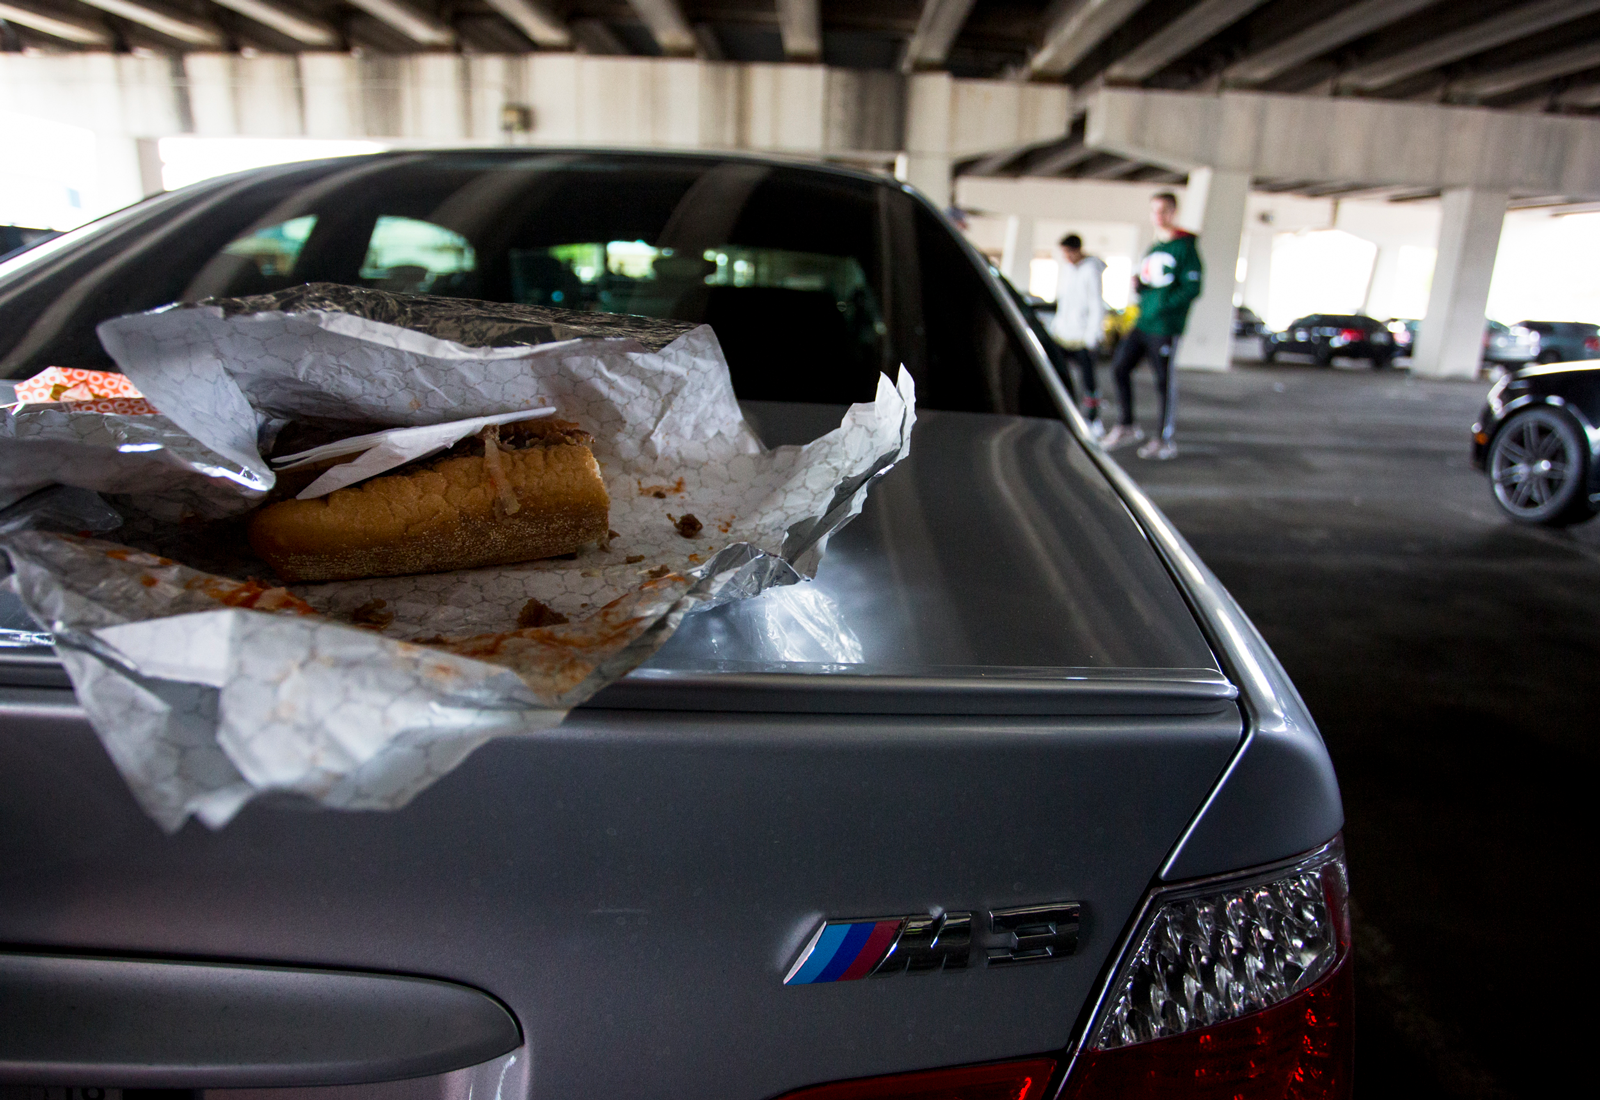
[900, 72, 953, 208]
[135, 137, 164, 196]
[999, 214, 1036, 292]
[1412, 186, 1507, 379]
[1242, 226, 1274, 316]
[90, 135, 150, 218]
[1363, 243, 1397, 318]
[1174, 167, 1250, 372]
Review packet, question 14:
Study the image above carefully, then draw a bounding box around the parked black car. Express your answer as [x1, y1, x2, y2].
[1264, 314, 1394, 368]
[0, 225, 58, 263]
[1518, 320, 1600, 364]
[1383, 318, 1417, 357]
[1233, 305, 1266, 337]
[1472, 362, 1600, 525]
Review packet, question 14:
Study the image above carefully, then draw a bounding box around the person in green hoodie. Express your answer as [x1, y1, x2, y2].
[1102, 192, 1202, 460]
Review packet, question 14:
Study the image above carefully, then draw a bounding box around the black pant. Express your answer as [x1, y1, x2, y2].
[1061, 346, 1098, 417]
[1111, 330, 1179, 441]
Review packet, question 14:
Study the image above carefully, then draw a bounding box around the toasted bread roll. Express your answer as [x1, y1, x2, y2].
[249, 421, 610, 582]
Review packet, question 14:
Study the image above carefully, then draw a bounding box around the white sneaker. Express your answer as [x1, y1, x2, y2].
[1100, 425, 1145, 451]
[1137, 439, 1178, 461]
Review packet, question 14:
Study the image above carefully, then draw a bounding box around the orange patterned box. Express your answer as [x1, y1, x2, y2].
[11, 368, 156, 414]
[14, 366, 146, 405]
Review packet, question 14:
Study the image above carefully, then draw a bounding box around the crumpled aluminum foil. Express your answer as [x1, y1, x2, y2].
[0, 286, 915, 832]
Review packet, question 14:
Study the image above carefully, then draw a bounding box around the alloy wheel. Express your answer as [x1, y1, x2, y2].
[1489, 409, 1584, 523]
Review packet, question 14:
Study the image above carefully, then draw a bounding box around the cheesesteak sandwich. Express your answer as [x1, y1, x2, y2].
[248, 418, 610, 583]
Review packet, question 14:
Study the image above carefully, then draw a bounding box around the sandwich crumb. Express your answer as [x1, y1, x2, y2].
[674, 513, 703, 538]
[624, 554, 645, 564]
[639, 477, 685, 498]
[644, 565, 672, 579]
[517, 597, 569, 628]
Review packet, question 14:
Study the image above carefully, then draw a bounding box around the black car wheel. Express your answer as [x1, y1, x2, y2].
[1314, 346, 1333, 367]
[1370, 352, 1391, 370]
[1537, 349, 1561, 364]
[1262, 343, 1276, 363]
[1488, 407, 1596, 526]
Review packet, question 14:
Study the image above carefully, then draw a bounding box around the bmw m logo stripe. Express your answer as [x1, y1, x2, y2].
[784, 918, 903, 984]
[783, 904, 1081, 984]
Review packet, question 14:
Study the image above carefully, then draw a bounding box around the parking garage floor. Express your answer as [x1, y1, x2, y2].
[1117, 362, 1598, 1099]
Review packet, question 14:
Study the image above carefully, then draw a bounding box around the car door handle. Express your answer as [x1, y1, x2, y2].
[0, 953, 520, 1087]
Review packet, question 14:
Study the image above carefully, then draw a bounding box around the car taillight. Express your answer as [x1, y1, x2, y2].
[1585, 335, 1599, 352]
[1337, 328, 1362, 343]
[775, 1060, 1056, 1100]
[1059, 840, 1352, 1100]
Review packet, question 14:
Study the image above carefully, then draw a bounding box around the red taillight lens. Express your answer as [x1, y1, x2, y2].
[774, 1060, 1056, 1100]
[1585, 336, 1599, 352]
[1061, 841, 1352, 1099]
[1338, 328, 1362, 342]
[1060, 953, 1352, 1099]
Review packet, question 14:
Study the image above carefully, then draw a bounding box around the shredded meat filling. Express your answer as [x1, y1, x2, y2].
[479, 424, 522, 516]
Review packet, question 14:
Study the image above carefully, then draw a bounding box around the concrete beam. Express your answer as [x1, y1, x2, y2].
[1558, 81, 1600, 108]
[1412, 186, 1507, 379]
[571, 19, 628, 55]
[627, 0, 696, 57]
[482, 0, 571, 49]
[1450, 42, 1600, 101]
[1085, 87, 1600, 199]
[1030, 141, 1096, 175]
[1103, 0, 1268, 84]
[902, 0, 978, 73]
[1221, 0, 1435, 86]
[1028, 0, 1153, 80]
[343, 0, 453, 48]
[1338, 0, 1600, 92]
[777, 0, 821, 62]
[72, 0, 221, 47]
[692, 23, 724, 60]
[0, 1, 111, 45]
[209, 0, 338, 47]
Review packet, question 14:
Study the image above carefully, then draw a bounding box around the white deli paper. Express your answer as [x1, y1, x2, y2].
[0, 287, 915, 832]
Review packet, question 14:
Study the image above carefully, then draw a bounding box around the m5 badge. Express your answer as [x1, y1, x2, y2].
[784, 902, 1080, 985]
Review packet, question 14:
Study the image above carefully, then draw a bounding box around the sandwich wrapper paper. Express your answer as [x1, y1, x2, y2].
[0, 286, 915, 831]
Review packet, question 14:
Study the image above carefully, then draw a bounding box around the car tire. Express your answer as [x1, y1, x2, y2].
[1314, 346, 1333, 367]
[1487, 407, 1596, 526]
[1537, 349, 1560, 364]
[1262, 344, 1276, 363]
[1370, 353, 1391, 370]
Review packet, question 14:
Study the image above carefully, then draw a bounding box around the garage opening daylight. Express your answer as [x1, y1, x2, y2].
[3, 3, 1595, 1098]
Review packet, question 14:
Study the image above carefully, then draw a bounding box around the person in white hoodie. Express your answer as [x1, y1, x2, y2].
[1049, 234, 1108, 427]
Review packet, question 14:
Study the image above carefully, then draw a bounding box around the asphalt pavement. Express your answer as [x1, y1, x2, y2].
[1111, 358, 1598, 1099]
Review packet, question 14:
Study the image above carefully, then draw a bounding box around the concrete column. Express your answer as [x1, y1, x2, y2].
[901, 72, 953, 208]
[91, 135, 152, 216]
[1242, 226, 1274, 316]
[1174, 166, 1250, 372]
[1363, 243, 1400, 319]
[999, 214, 1036, 292]
[135, 137, 165, 196]
[1412, 186, 1508, 379]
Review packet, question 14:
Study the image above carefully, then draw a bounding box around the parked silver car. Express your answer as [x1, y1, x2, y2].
[0, 151, 1349, 1100]
[1485, 320, 1540, 367]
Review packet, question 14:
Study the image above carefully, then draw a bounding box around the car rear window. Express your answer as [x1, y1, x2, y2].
[0, 153, 1040, 416]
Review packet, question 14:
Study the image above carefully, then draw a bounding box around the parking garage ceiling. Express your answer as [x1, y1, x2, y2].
[6, 0, 1600, 200]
